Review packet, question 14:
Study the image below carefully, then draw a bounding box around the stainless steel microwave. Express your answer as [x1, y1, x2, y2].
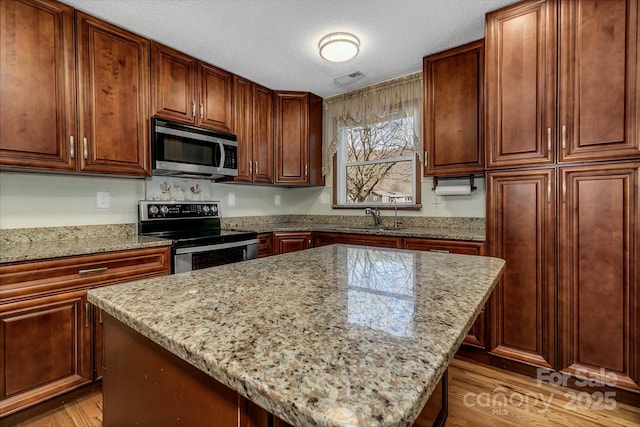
[151, 118, 238, 179]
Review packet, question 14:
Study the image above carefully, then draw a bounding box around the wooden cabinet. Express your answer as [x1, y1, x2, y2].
[257, 233, 275, 258]
[0, 246, 170, 417]
[0, 0, 150, 176]
[402, 238, 487, 349]
[0, 0, 76, 171]
[75, 12, 150, 175]
[313, 232, 401, 249]
[234, 77, 274, 183]
[0, 290, 92, 416]
[274, 92, 324, 186]
[485, 0, 557, 169]
[558, 162, 640, 392]
[485, 0, 640, 168]
[423, 39, 484, 176]
[486, 169, 556, 369]
[273, 232, 312, 254]
[151, 41, 233, 134]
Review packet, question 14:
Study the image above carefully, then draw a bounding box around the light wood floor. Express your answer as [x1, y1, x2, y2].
[11, 358, 640, 427]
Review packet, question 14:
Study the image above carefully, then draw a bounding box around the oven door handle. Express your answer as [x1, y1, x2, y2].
[174, 239, 259, 255]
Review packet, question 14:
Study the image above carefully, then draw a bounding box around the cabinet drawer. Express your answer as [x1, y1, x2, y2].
[0, 247, 170, 302]
[402, 238, 485, 255]
[313, 232, 400, 248]
[257, 233, 274, 258]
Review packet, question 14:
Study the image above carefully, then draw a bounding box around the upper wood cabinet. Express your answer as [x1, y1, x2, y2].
[151, 41, 233, 133]
[486, 168, 557, 370]
[233, 76, 274, 183]
[423, 39, 485, 176]
[0, 0, 76, 171]
[0, 0, 150, 176]
[485, 0, 640, 169]
[558, 162, 640, 393]
[76, 12, 150, 175]
[485, 0, 557, 169]
[558, 0, 640, 163]
[274, 91, 324, 186]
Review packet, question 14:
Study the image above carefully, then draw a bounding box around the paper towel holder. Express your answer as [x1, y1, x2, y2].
[432, 175, 478, 192]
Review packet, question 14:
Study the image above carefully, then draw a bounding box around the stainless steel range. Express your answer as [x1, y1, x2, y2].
[138, 201, 258, 273]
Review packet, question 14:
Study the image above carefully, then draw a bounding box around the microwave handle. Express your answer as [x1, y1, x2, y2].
[219, 141, 225, 169]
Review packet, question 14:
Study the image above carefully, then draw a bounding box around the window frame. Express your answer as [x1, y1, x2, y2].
[333, 118, 421, 209]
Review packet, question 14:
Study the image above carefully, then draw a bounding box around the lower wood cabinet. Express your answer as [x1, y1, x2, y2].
[313, 232, 401, 248]
[273, 232, 312, 254]
[0, 246, 170, 418]
[402, 238, 487, 349]
[0, 290, 92, 416]
[257, 233, 275, 258]
[486, 168, 556, 370]
[558, 162, 640, 393]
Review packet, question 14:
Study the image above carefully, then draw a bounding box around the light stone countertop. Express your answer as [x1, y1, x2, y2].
[88, 244, 505, 427]
[0, 224, 171, 264]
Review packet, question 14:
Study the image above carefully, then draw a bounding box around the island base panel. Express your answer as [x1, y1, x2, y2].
[102, 313, 447, 427]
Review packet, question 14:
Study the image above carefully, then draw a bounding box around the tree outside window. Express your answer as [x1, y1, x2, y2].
[337, 116, 417, 206]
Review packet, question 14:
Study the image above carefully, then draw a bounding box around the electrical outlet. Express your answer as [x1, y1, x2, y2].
[228, 193, 236, 206]
[275, 195, 281, 206]
[96, 191, 110, 209]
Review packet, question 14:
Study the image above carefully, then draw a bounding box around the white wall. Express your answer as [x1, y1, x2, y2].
[0, 171, 485, 229]
[0, 171, 144, 229]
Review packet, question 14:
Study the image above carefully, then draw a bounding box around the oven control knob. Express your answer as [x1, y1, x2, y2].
[159, 205, 169, 215]
[211, 205, 218, 215]
[202, 205, 210, 214]
[149, 205, 159, 215]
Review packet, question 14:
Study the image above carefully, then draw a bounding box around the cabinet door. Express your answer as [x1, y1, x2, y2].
[0, 291, 92, 416]
[274, 232, 312, 254]
[485, 0, 557, 169]
[233, 76, 253, 182]
[423, 39, 484, 176]
[0, 0, 76, 171]
[486, 168, 556, 369]
[76, 13, 150, 176]
[558, 162, 640, 392]
[199, 63, 233, 133]
[151, 41, 196, 125]
[253, 84, 274, 184]
[275, 92, 308, 184]
[558, 0, 640, 163]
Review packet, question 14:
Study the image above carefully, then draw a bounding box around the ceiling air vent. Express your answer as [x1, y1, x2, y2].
[334, 71, 365, 86]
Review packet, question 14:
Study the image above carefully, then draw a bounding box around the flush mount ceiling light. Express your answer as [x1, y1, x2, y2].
[318, 32, 360, 63]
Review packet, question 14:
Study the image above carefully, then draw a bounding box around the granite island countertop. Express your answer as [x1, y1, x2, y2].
[88, 244, 505, 427]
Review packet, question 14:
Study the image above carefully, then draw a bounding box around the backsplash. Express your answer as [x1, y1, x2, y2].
[145, 176, 213, 201]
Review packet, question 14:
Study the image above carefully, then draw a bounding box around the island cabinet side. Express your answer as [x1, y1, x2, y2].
[101, 312, 447, 427]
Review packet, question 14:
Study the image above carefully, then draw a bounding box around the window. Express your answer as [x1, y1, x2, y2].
[336, 116, 418, 206]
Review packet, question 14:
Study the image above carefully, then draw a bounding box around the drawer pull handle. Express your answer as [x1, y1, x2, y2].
[79, 267, 108, 275]
[429, 249, 450, 253]
[70, 136, 75, 159]
[85, 303, 90, 328]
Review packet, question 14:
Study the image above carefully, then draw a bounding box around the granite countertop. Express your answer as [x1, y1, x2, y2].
[88, 244, 505, 427]
[0, 224, 171, 264]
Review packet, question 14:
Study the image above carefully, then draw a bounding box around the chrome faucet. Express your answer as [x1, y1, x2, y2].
[365, 207, 381, 226]
[391, 197, 403, 228]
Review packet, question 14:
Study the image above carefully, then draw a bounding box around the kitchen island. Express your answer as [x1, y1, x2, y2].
[88, 244, 505, 426]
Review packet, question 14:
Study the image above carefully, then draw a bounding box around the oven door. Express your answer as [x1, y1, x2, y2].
[173, 239, 258, 273]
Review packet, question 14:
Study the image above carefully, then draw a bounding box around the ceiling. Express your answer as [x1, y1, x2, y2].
[62, 0, 517, 98]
